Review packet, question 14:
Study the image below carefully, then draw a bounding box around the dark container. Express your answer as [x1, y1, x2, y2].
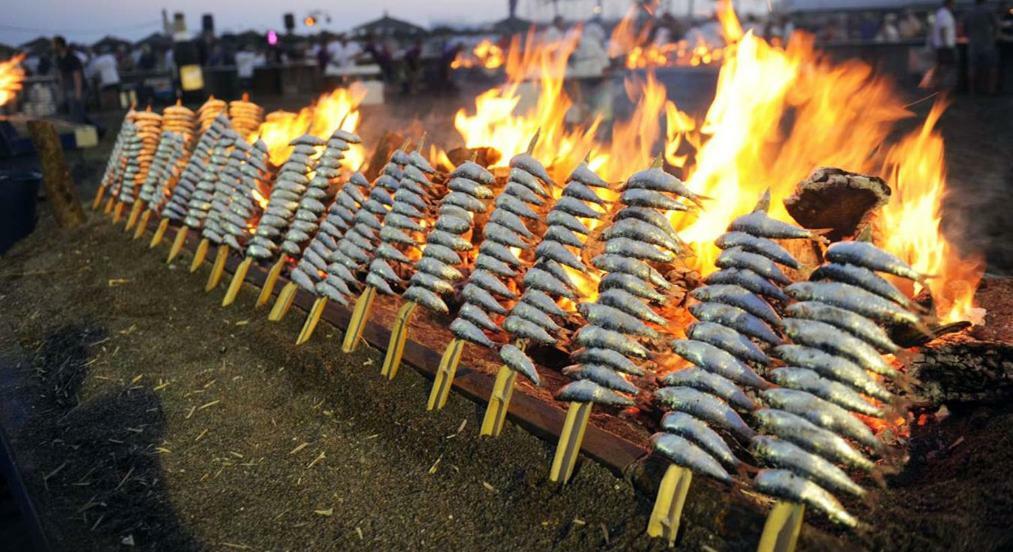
[0, 170, 42, 255]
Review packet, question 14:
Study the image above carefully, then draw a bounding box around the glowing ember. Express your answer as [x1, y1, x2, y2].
[256, 84, 366, 167]
[0, 54, 26, 107]
[451, 39, 506, 70]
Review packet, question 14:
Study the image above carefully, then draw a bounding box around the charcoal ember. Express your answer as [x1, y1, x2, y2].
[784, 167, 890, 242]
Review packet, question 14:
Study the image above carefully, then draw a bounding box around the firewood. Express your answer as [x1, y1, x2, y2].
[784, 167, 890, 242]
[26, 119, 86, 228]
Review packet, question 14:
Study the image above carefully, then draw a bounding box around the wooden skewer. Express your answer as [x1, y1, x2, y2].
[341, 286, 376, 353]
[189, 238, 211, 272]
[756, 502, 805, 552]
[479, 365, 517, 436]
[103, 195, 115, 215]
[222, 257, 254, 307]
[646, 465, 694, 545]
[380, 301, 418, 380]
[294, 296, 329, 345]
[166, 226, 189, 263]
[427, 337, 466, 411]
[112, 201, 126, 223]
[548, 401, 593, 484]
[124, 201, 144, 232]
[256, 256, 288, 308]
[133, 209, 152, 240]
[205, 246, 230, 291]
[149, 218, 170, 248]
[267, 281, 299, 321]
[92, 184, 107, 210]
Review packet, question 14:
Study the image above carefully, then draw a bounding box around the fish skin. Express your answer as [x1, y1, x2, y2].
[475, 254, 517, 278]
[317, 281, 351, 305]
[687, 321, 769, 365]
[446, 191, 488, 213]
[508, 168, 550, 197]
[773, 345, 891, 402]
[661, 367, 758, 411]
[408, 150, 436, 173]
[754, 469, 859, 528]
[417, 257, 464, 281]
[503, 315, 556, 344]
[543, 225, 584, 248]
[578, 303, 659, 338]
[392, 201, 425, 219]
[393, 189, 428, 212]
[546, 210, 592, 234]
[754, 409, 875, 471]
[379, 225, 415, 247]
[654, 387, 756, 442]
[509, 154, 554, 186]
[600, 273, 666, 303]
[403, 285, 449, 314]
[770, 367, 883, 417]
[423, 244, 462, 266]
[451, 161, 494, 184]
[572, 347, 644, 376]
[491, 209, 535, 238]
[291, 267, 317, 292]
[651, 432, 733, 483]
[479, 241, 525, 267]
[460, 302, 500, 332]
[826, 241, 926, 282]
[428, 230, 473, 252]
[751, 436, 866, 498]
[500, 344, 540, 384]
[562, 181, 606, 204]
[523, 267, 577, 299]
[365, 272, 396, 295]
[729, 211, 815, 240]
[625, 168, 705, 205]
[716, 247, 792, 285]
[574, 326, 649, 359]
[439, 205, 474, 222]
[782, 319, 899, 379]
[603, 238, 674, 263]
[810, 262, 924, 312]
[620, 188, 691, 212]
[786, 301, 898, 353]
[569, 163, 608, 187]
[689, 302, 781, 345]
[470, 269, 517, 298]
[689, 284, 782, 327]
[485, 222, 529, 249]
[535, 241, 584, 270]
[510, 302, 562, 332]
[556, 379, 634, 406]
[761, 388, 880, 449]
[355, 208, 384, 230]
[603, 218, 682, 253]
[598, 289, 667, 325]
[704, 268, 789, 302]
[669, 339, 770, 390]
[538, 260, 579, 292]
[407, 271, 455, 295]
[462, 284, 508, 315]
[519, 289, 568, 318]
[591, 255, 671, 290]
[451, 317, 496, 348]
[555, 196, 603, 219]
[344, 229, 373, 251]
[716, 231, 801, 269]
[660, 411, 741, 469]
[377, 243, 412, 264]
[564, 364, 639, 394]
[504, 182, 546, 206]
[495, 194, 540, 220]
[447, 177, 494, 199]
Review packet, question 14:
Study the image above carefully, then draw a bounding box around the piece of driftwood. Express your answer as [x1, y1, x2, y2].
[26, 119, 86, 228]
[784, 167, 890, 242]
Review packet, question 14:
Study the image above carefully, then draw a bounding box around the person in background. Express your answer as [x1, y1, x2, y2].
[877, 13, 902, 42]
[86, 45, 120, 92]
[137, 43, 157, 71]
[235, 43, 259, 90]
[363, 33, 394, 84]
[543, 16, 567, 43]
[899, 9, 925, 39]
[325, 34, 362, 81]
[858, 12, 879, 41]
[930, 0, 957, 90]
[52, 36, 90, 124]
[964, 0, 1000, 94]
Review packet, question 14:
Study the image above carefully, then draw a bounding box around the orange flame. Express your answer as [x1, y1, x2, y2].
[256, 84, 366, 167]
[611, 0, 740, 69]
[452, 39, 506, 70]
[0, 54, 26, 107]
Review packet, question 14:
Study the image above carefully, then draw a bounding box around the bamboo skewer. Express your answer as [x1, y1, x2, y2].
[92, 185, 107, 210]
[341, 286, 376, 353]
[256, 256, 288, 308]
[149, 218, 170, 248]
[103, 195, 115, 215]
[112, 200, 126, 223]
[267, 282, 299, 321]
[133, 209, 153, 240]
[295, 297, 329, 345]
[549, 401, 593, 484]
[189, 238, 211, 272]
[124, 201, 144, 231]
[379, 301, 418, 380]
[757, 502, 805, 552]
[647, 465, 694, 545]
[205, 246, 230, 291]
[427, 338, 466, 411]
[479, 365, 517, 434]
[222, 257, 254, 306]
[166, 226, 189, 263]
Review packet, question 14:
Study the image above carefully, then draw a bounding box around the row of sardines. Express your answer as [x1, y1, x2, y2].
[96, 98, 931, 538]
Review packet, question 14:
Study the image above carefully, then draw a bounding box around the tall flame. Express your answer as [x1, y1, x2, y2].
[0, 54, 26, 107]
[256, 84, 366, 167]
[452, 39, 506, 70]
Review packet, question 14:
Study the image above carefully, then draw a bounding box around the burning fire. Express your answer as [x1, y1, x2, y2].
[0, 53, 26, 107]
[256, 84, 366, 167]
[610, 0, 742, 69]
[451, 39, 506, 70]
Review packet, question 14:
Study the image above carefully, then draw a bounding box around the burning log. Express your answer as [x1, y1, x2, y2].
[784, 167, 890, 243]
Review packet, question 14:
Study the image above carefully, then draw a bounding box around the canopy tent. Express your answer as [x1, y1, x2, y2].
[350, 14, 427, 38]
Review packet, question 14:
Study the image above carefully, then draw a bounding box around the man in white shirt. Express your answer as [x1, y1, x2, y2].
[930, 0, 957, 89]
[325, 35, 362, 78]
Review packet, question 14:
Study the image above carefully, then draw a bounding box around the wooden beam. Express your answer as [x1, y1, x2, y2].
[26, 119, 86, 228]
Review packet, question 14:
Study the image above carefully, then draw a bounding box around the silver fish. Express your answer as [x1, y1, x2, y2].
[509, 154, 554, 186]
[761, 388, 880, 449]
[379, 226, 415, 247]
[408, 271, 455, 295]
[600, 273, 666, 303]
[447, 177, 494, 199]
[290, 267, 317, 292]
[403, 285, 450, 314]
[687, 321, 769, 365]
[716, 247, 791, 285]
[523, 268, 577, 299]
[392, 201, 425, 219]
[451, 317, 495, 348]
[754, 409, 874, 471]
[572, 347, 644, 376]
[365, 272, 396, 295]
[491, 209, 535, 238]
[485, 222, 529, 249]
[378, 243, 412, 264]
[556, 379, 634, 406]
[508, 167, 550, 197]
[773, 345, 891, 402]
[555, 196, 603, 219]
[781, 319, 899, 379]
[369, 258, 402, 284]
[651, 433, 733, 484]
[452, 161, 494, 184]
[546, 210, 591, 235]
[603, 238, 674, 263]
[543, 226, 584, 248]
[503, 315, 556, 344]
[423, 243, 462, 266]
[729, 211, 815, 240]
[462, 284, 508, 315]
[460, 302, 500, 332]
[500, 344, 540, 384]
[562, 181, 606, 204]
[569, 163, 608, 187]
[660, 411, 741, 469]
[495, 194, 539, 220]
[504, 182, 546, 206]
[625, 168, 706, 206]
[689, 302, 781, 345]
[661, 367, 758, 411]
[470, 269, 517, 298]
[591, 255, 670, 290]
[654, 387, 755, 442]
[751, 437, 865, 498]
[754, 469, 858, 527]
[418, 257, 464, 281]
[519, 289, 568, 318]
[317, 281, 351, 304]
[606, 218, 682, 253]
[578, 304, 659, 338]
[475, 254, 517, 278]
[427, 230, 473, 252]
[563, 364, 638, 395]
[445, 191, 487, 213]
[826, 241, 926, 282]
[810, 263, 925, 313]
[479, 241, 525, 267]
[574, 326, 649, 358]
[669, 339, 770, 390]
[511, 302, 562, 331]
[689, 285, 782, 327]
[770, 367, 883, 417]
[786, 301, 897, 353]
[538, 260, 579, 291]
[704, 268, 789, 302]
[439, 204, 474, 222]
[621, 189, 690, 212]
[535, 241, 584, 269]
[598, 289, 667, 325]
